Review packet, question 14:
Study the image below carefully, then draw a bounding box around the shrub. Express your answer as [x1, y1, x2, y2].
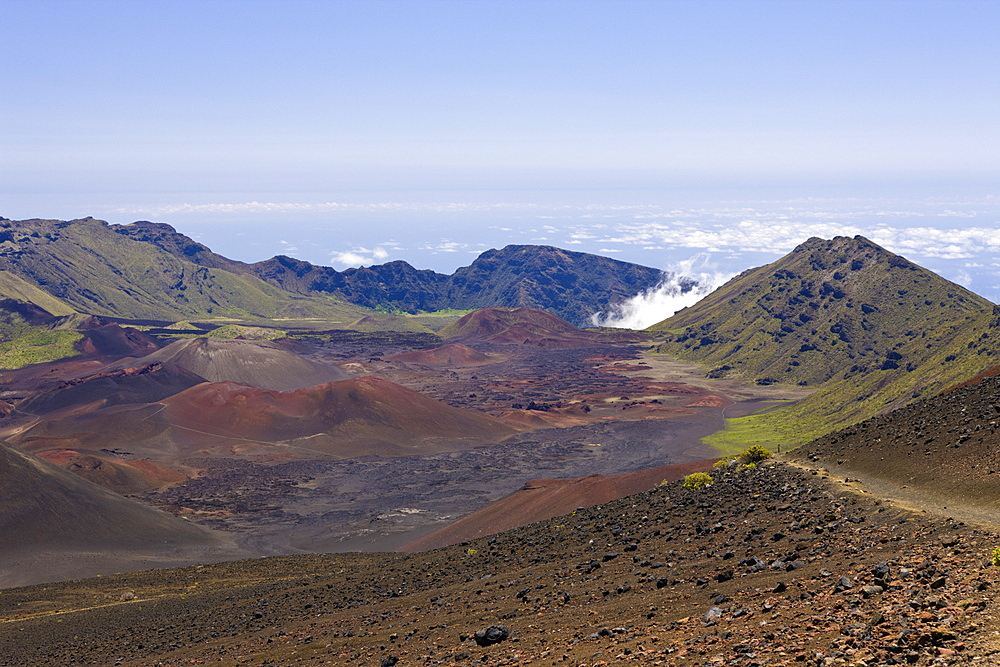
[991, 547, 1000, 566]
[682, 472, 714, 490]
[739, 445, 773, 465]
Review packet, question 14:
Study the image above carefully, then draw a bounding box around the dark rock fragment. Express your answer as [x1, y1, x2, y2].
[834, 576, 853, 592]
[474, 625, 510, 646]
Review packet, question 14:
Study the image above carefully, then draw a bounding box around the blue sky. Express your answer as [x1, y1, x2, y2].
[2, 0, 999, 311]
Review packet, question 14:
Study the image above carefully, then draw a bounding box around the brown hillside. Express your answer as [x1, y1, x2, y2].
[36, 449, 187, 494]
[161, 376, 517, 458]
[12, 361, 206, 418]
[2, 462, 995, 665]
[387, 342, 502, 367]
[790, 372, 1000, 520]
[122, 337, 347, 390]
[74, 322, 160, 357]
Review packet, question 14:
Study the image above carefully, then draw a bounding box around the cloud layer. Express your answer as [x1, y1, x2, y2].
[592, 255, 735, 329]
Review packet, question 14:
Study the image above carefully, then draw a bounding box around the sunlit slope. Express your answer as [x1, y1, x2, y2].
[649, 236, 1000, 447]
[0, 217, 371, 322]
[0, 271, 76, 316]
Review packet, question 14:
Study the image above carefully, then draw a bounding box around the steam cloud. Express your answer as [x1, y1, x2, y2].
[593, 255, 733, 330]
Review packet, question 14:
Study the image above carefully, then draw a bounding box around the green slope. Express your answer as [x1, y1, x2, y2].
[0, 271, 76, 316]
[649, 236, 1000, 448]
[0, 217, 372, 323]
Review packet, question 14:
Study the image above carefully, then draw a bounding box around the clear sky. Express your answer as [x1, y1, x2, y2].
[2, 0, 999, 313]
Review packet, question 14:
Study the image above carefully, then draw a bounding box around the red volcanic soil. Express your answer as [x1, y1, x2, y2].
[8, 376, 518, 482]
[945, 363, 1000, 391]
[439, 307, 627, 348]
[387, 343, 502, 367]
[35, 449, 188, 493]
[401, 458, 718, 551]
[494, 408, 592, 430]
[685, 394, 727, 408]
[161, 376, 517, 458]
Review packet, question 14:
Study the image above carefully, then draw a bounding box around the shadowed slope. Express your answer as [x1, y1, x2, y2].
[247, 245, 667, 325]
[12, 361, 206, 418]
[0, 441, 240, 587]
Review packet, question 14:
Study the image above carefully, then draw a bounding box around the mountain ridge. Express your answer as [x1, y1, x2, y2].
[0, 217, 370, 322]
[650, 235, 1000, 446]
[0, 217, 671, 327]
[240, 244, 670, 325]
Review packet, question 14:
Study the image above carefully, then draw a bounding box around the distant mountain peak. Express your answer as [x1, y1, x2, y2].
[651, 235, 1000, 441]
[652, 234, 990, 386]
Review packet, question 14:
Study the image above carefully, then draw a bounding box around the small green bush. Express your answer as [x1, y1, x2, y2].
[682, 472, 714, 490]
[739, 445, 773, 465]
[991, 547, 1000, 566]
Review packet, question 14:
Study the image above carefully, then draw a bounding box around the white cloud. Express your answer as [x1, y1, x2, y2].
[329, 246, 392, 268]
[420, 240, 466, 253]
[330, 251, 368, 267]
[593, 255, 736, 330]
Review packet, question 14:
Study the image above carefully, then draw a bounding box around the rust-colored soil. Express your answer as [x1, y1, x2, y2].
[401, 458, 719, 551]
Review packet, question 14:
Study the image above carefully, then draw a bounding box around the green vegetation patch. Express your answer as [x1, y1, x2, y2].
[206, 324, 287, 340]
[681, 472, 714, 490]
[0, 330, 83, 369]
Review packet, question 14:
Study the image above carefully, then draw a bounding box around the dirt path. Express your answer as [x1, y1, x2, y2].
[782, 457, 1000, 530]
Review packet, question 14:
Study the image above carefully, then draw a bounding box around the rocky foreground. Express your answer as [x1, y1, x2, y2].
[2, 461, 999, 666]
